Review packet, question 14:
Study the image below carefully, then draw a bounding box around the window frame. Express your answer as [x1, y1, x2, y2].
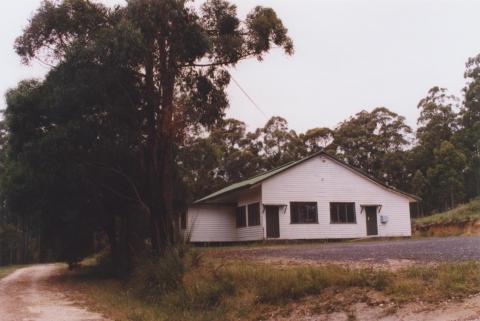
[247, 202, 261, 226]
[330, 202, 357, 224]
[290, 202, 318, 224]
[236, 205, 247, 228]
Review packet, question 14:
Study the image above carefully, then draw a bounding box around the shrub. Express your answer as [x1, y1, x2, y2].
[130, 247, 185, 304]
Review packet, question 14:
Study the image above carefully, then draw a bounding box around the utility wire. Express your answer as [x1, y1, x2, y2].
[230, 75, 268, 119]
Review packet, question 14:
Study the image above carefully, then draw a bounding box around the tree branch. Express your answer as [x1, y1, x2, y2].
[179, 53, 256, 68]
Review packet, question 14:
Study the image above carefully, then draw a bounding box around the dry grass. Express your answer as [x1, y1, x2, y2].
[57, 250, 480, 321]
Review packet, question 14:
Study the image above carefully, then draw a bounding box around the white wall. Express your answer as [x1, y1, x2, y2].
[187, 205, 236, 242]
[186, 188, 264, 242]
[261, 155, 412, 239]
[236, 188, 264, 241]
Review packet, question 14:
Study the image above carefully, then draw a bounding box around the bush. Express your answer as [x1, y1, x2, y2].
[130, 247, 185, 304]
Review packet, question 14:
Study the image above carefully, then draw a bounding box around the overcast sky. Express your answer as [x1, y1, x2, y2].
[1, 0, 480, 132]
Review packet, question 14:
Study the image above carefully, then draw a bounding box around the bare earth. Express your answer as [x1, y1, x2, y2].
[0, 264, 109, 321]
[267, 292, 480, 321]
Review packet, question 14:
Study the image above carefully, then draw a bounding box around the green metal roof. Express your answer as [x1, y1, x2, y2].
[194, 151, 420, 204]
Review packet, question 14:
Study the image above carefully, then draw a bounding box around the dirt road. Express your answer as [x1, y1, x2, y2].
[0, 264, 109, 321]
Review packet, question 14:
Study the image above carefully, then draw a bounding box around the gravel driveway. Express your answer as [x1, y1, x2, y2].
[0, 264, 110, 321]
[224, 236, 480, 262]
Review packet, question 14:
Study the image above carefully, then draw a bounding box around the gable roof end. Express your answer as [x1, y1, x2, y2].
[194, 151, 420, 204]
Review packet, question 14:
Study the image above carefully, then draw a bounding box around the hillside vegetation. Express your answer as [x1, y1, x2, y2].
[413, 198, 480, 236]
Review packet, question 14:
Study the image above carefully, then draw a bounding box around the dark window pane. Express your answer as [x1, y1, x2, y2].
[291, 203, 299, 223]
[330, 202, 356, 223]
[340, 204, 347, 223]
[347, 203, 355, 223]
[236, 206, 246, 228]
[248, 203, 260, 226]
[290, 202, 318, 224]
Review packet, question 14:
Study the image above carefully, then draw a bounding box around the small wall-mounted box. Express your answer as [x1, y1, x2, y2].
[380, 215, 389, 224]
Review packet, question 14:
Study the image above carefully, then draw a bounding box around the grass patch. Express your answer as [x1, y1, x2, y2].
[0, 264, 25, 280]
[61, 250, 480, 321]
[388, 261, 480, 302]
[413, 198, 480, 236]
[414, 197, 480, 226]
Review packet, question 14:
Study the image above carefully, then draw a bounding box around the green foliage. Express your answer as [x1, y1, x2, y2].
[413, 197, 480, 226]
[301, 127, 333, 153]
[416, 87, 458, 152]
[4, 0, 480, 271]
[130, 249, 186, 304]
[5, 0, 293, 265]
[179, 116, 308, 201]
[458, 54, 480, 200]
[328, 107, 412, 188]
[0, 224, 23, 266]
[426, 141, 467, 210]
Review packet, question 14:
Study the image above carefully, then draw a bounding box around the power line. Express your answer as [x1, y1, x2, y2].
[230, 75, 268, 119]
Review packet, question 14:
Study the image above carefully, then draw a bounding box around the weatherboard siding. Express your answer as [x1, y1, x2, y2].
[186, 188, 264, 242]
[261, 155, 412, 239]
[236, 188, 264, 241]
[187, 205, 236, 242]
[187, 154, 412, 242]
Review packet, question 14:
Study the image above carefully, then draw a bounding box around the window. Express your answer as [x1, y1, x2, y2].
[248, 203, 261, 226]
[180, 211, 187, 230]
[236, 206, 246, 228]
[330, 202, 356, 223]
[290, 202, 318, 224]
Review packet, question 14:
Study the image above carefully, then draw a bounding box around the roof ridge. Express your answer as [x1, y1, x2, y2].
[245, 159, 296, 180]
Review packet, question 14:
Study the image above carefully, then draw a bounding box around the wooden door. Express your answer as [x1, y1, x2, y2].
[266, 206, 280, 238]
[365, 206, 378, 236]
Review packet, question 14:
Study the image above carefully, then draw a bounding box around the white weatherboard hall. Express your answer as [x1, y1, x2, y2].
[184, 151, 419, 242]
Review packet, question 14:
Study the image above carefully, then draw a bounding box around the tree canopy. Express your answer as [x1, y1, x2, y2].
[1, 0, 480, 270]
[3, 0, 293, 269]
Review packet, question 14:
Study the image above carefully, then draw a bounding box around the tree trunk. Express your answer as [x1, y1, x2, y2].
[143, 44, 164, 255]
[142, 38, 179, 256]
